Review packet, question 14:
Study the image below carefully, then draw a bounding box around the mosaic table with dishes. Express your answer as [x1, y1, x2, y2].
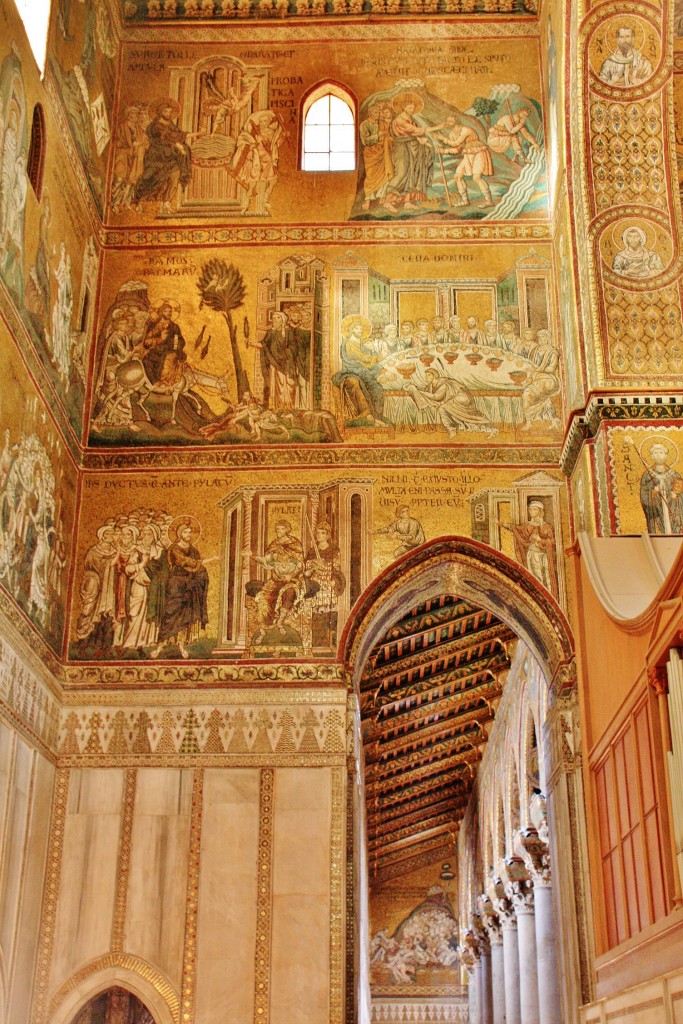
[377, 344, 535, 429]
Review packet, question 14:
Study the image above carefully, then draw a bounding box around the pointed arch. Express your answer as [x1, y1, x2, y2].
[340, 535, 574, 688]
[300, 81, 356, 171]
[47, 955, 177, 1024]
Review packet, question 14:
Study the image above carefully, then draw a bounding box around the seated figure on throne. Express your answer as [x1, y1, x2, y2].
[247, 520, 318, 646]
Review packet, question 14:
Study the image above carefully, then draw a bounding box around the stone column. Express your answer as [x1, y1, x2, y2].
[544, 681, 595, 1020]
[476, 923, 493, 1024]
[489, 876, 519, 1024]
[480, 894, 506, 1024]
[461, 930, 481, 1024]
[518, 820, 562, 1024]
[504, 862, 540, 1024]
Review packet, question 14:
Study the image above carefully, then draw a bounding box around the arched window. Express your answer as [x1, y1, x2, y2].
[15, 0, 50, 74]
[27, 104, 46, 201]
[302, 85, 355, 171]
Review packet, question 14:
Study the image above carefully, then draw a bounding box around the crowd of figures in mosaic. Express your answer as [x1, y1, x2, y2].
[88, 248, 561, 448]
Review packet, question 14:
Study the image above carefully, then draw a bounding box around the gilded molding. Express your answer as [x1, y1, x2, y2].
[111, 769, 138, 952]
[254, 768, 274, 1024]
[60, 687, 347, 707]
[101, 222, 551, 247]
[46, 953, 180, 1024]
[31, 768, 70, 1024]
[330, 766, 345, 1024]
[59, 661, 348, 688]
[81, 444, 561, 472]
[180, 770, 203, 1024]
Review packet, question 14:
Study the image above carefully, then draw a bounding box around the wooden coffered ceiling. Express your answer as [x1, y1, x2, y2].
[361, 593, 516, 878]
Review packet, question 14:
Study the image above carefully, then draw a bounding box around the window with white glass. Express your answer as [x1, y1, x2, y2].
[302, 88, 356, 171]
[15, 0, 51, 74]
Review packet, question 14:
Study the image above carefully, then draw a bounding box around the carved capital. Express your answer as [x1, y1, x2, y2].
[460, 928, 481, 968]
[516, 827, 552, 888]
[478, 894, 503, 944]
[471, 912, 491, 955]
[486, 875, 516, 928]
[506, 877, 535, 914]
[500, 856, 534, 914]
[647, 664, 668, 698]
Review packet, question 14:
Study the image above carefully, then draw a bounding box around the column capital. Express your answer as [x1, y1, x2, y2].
[486, 874, 516, 928]
[472, 913, 491, 956]
[516, 826, 552, 888]
[478, 893, 503, 945]
[460, 927, 482, 970]
[499, 856, 534, 914]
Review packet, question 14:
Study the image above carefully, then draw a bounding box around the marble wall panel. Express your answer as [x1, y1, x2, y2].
[6, 750, 54, 1024]
[124, 768, 193, 984]
[0, 722, 54, 1024]
[0, 734, 32, 956]
[49, 768, 125, 988]
[271, 767, 332, 1024]
[194, 768, 260, 1024]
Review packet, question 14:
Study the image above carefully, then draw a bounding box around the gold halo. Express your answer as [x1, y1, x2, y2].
[153, 297, 181, 317]
[168, 514, 202, 543]
[604, 17, 646, 56]
[149, 97, 181, 118]
[341, 314, 372, 340]
[640, 434, 679, 468]
[391, 91, 424, 115]
[610, 219, 655, 255]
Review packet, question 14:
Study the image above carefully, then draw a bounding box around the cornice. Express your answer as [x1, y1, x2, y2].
[560, 393, 683, 477]
[82, 443, 562, 471]
[121, 3, 539, 32]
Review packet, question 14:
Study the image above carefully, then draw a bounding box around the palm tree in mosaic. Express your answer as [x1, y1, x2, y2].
[197, 259, 249, 398]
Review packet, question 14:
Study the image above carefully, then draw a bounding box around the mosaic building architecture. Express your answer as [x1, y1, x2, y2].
[1, 0, 683, 1021]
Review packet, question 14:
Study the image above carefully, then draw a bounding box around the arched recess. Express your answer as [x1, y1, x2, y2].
[300, 80, 357, 171]
[339, 536, 591, 1022]
[341, 535, 573, 684]
[47, 955, 177, 1024]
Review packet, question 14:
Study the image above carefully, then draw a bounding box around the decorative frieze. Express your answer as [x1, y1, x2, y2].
[123, 0, 537, 21]
[57, 703, 347, 763]
[370, 999, 468, 1022]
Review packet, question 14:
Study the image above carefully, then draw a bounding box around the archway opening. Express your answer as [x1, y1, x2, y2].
[341, 536, 584, 1024]
[67, 987, 156, 1024]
